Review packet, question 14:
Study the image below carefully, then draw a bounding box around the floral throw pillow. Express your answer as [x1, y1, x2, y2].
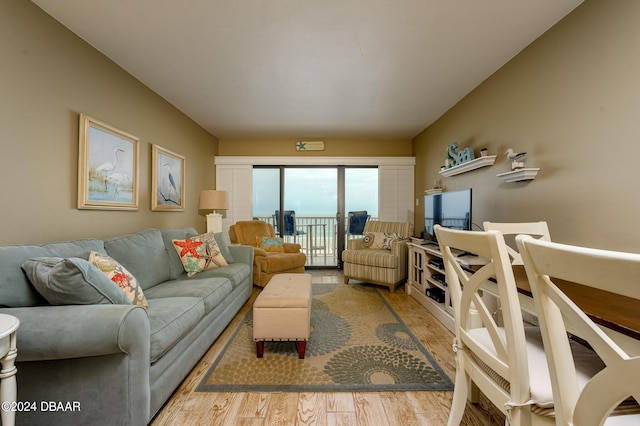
[259, 236, 285, 253]
[361, 232, 401, 250]
[88, 251, 148, 309]
[172, 232, 228, 277]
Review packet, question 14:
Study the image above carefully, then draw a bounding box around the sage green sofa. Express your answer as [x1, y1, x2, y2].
[0, 227, 253, 425]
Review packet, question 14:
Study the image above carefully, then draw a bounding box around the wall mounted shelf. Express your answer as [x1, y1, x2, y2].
[496, 168, 540, 183]
[439, 155, 496, 177]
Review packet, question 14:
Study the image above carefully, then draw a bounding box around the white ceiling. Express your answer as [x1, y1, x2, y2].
[32, 0, 583, 140]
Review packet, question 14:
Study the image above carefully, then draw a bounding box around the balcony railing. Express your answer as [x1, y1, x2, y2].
[254, 215, 376, 264]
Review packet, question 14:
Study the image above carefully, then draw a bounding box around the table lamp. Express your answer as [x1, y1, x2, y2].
[199, 190, 229, 233]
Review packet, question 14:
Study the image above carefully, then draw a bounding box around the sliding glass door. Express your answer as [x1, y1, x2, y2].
[252, 166, 378, 268]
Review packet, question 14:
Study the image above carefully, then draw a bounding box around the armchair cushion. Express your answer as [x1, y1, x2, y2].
[341, 249, 398, 268]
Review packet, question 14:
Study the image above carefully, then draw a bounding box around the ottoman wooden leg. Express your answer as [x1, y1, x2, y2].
[256, 341, 264, 358]
[297, 341, 306, 359]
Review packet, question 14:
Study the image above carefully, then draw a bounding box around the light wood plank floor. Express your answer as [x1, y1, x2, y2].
[150, 270, 504, 425]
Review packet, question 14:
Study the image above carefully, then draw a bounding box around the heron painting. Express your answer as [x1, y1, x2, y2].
[78, 114, 139, 210]
[151, 144, 185, 211]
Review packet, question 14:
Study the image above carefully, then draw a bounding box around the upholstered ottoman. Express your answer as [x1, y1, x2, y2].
[253, 273, 312, 359]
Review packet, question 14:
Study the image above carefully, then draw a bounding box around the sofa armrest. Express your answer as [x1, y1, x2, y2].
[347, 238, 364, 250]
[391, 239, 409, 258]
[228, 244, 254, 265]
[391, 239, 410, 278]
[0, 304, 150, 362]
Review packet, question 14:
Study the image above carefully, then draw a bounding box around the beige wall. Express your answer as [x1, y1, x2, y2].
[413, 0, 640, 252]
[219, 138, 412, 157]
[0, 1, 218, 244]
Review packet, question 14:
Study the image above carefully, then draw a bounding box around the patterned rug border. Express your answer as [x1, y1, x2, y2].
[196, 284, 454, 393]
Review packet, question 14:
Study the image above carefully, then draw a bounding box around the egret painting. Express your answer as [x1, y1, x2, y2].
[151, 144, 185, 211]
[78, 114, 139, 210]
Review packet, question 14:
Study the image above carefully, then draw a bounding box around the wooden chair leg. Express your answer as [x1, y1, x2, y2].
[256, 341, 264, 358]
[447, 364, 469, 426]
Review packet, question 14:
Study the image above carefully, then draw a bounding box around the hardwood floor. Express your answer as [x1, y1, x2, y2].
[150, 270, 504, 425]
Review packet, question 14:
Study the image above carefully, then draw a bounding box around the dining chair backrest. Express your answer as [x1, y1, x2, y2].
[274, 210, 303, 236]
[483, 221, 550, 265]
[434, 225, 533, 425]
[347, 211, 369, 236]
[517, 236, 640, 426]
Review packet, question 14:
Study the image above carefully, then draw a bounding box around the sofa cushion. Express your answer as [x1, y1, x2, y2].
[88, 252, 149, 309]
[160, 227, 199, 280]
[342, 248, 398, 268]
[146, 297, 204, 362]
[21, 257, 132, 306]
[0, 238, 108, 308]
[143, 277, 232, 314]
[176, 263, 251, 290]
[43, 238, 106, 258]
[213, 232, 235, 264]
[172, 233, 228, 277]
[0, 245, 51, 307]
[104, 229, 171, 289]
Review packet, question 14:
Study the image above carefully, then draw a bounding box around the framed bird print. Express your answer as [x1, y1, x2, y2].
[151, 144, 185, 211]
[78, 113, 139, 210]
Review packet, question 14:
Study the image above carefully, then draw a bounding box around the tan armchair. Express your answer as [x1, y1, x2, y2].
[342, 220, 413, 292]
[229, 220, 306, 287]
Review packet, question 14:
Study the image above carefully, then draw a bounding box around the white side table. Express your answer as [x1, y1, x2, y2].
[0, 314, 19, 426]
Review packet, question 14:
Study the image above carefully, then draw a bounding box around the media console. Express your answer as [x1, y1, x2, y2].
[407, 241, 487, 333]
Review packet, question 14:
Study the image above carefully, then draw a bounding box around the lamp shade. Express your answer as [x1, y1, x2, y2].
[199, 190, 229, 210]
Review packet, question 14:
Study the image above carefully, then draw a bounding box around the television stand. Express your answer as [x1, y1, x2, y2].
[406, 241, 489, 333]
[457, 251, 477, 258]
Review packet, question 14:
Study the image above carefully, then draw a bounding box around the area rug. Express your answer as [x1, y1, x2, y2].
[197, 283, 453, 392]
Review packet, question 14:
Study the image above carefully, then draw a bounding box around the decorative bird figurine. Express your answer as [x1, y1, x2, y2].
[505, 148, 527, 170]
[505, 148, 527, 161]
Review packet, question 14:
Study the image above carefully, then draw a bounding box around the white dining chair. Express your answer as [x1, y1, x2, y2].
[435, 225, 559, 425]
[483, 221, 550, 265]
[517, 236, 640, 425]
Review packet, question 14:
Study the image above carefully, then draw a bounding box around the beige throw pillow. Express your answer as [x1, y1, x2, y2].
[361, 232, 401, 250]
[88, 251, 148, 309]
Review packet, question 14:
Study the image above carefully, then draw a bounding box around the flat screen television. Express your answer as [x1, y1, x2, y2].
[424, 188, 472, 243]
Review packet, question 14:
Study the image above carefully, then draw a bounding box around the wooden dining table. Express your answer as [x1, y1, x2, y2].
[459, 253, 640, 344]
[510, 265, 640, 341]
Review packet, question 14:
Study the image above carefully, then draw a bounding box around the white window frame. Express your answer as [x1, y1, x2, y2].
[214, 156, 415, 232]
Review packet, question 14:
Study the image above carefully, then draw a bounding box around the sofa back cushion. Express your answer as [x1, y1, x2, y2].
[0, 245, 51, 307]
[104, 229, 171, 290]
[0, 238, 106, 308]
